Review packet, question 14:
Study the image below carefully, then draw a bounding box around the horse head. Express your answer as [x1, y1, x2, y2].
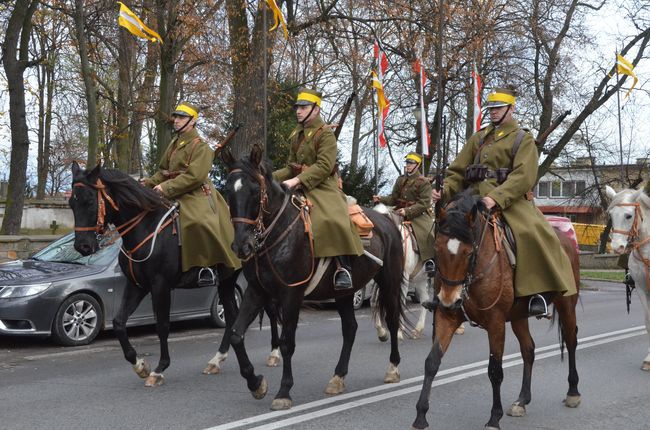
[434, 190, 485, 309]
[606, 185, 650, 254]
[69, 161, 116, 256]
[223, 144, 276, 261]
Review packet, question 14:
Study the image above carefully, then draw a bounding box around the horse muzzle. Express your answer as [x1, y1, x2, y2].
[74, 238, 98, 256]
[232, 240, 255, 262]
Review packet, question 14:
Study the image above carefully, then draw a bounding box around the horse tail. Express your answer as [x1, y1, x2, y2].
[257, 307, 265, 330]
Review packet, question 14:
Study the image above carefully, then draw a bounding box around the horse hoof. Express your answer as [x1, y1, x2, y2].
[202, 363, 221, 374]
[563, 395, 581, 408]
[324, 375, 345, 395]
[144, 372, 164, 387]
[266, 349, 281, 367]
[132, 358, 150, 379]
[642, 361, 650, 371]
[397, 330, 404, 341]
[455, 325, 465, 335]
[506, 403, 526, 417]
[378, 333, 389, 343]
[270, 398, 292, 410]
[384, 363, 400, 383]
[484, 426, 499, 430]
[411, 329, 423, 339]
[252, 377, 268, 400]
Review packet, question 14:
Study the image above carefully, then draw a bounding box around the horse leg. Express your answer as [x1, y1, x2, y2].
[145, 283, 171, 387]
[635, 284, 650, 370]
[325, 293, 357, 395]
[229, 282, 268, 399]
[204, 267, 239, 375]
[383, 281, 402, 383]
[112, 284, 149, 378]
[270, 291, 302, 410]
[556, 297, 581, 406]
[413, 279, 428, 338]
[506, 318, 534, 417]
[484, 324, 506, 430]
[370, 285, 389, 342]
[412, 311, 461, 430]
[265, 303, 282, 367]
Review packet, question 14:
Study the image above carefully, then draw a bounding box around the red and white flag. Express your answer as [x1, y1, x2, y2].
[472, 64, 483, 133]
[413, 58, 430, 157]
[373, 41, 390, 148]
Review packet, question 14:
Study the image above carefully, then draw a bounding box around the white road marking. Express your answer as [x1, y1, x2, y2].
[447, 238, 461, 255]
[204, 325, 645, 430]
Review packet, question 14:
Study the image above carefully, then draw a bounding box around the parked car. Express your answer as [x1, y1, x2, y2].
[0, 233, 242, 346]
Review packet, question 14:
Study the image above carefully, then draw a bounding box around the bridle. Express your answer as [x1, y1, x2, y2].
[610, 201, 650, 288]
[73, 179, 120, 236]
[229, 168, 315, 287]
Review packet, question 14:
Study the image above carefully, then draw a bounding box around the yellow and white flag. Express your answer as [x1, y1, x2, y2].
[117, 2, 162, 43]
[617, 54, 638, 99]
[265, 0, 289, 39]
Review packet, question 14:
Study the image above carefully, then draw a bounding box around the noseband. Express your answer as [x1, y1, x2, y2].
[73, 179, 120, 235]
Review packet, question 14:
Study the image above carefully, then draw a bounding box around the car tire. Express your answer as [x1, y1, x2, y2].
[51, 293, 103, 346]
[353, 288, 365, 310]
[208, 284, 243, 328]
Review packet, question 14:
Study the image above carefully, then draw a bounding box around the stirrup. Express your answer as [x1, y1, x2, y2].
[198, 267, 217, 287]
[424, 259, 435, 276]
[333, 267, 353, 290]
[528, 294, 549, 319]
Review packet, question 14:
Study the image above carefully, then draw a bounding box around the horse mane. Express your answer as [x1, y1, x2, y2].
[230, 157, 287, 196]
[439, 189, 480, 244]
[97, 169, 166, 212]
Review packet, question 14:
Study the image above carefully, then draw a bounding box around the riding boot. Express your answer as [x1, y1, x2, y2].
[333, 256, 353, 290]
[198, 267, 218, 287]
[528, 293, 550, 319]
[624, 270, 636, 290]
[424, 259, 435, 277]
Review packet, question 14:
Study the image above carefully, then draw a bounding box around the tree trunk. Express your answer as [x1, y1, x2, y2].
[73, 0, 99, 167]
[116, 26, 135, 172]
[1, 0, 39, 234]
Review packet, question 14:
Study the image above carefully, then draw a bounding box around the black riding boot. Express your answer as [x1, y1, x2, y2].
[198, 267, 218, 287]
[528, 293, 549, 319]
[334, 256, 353, 290]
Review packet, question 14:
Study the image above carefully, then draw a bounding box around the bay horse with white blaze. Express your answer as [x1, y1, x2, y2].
[69, 162, 280, 386]
[606, 185, 650, 371]
[221, 145, 406, 410]
[412, 189, 580, 430]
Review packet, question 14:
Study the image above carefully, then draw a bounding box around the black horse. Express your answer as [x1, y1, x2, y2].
[69, 162, 280, 386]
[220, 145, 407, 410]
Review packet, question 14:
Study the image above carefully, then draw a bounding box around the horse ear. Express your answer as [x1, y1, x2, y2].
[605, 185, 617, 200]
[71, 161, 81, 177]
[87, 163, 101, 182]
[220, 147, 235, 169]
[250, 144, 263, 167]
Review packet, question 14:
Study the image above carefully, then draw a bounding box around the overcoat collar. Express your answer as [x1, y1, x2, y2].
[174, 128, 199, 148]
[483, 119, 519, 143]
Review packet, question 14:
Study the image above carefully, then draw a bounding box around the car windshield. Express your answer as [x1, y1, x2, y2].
[31, 233, 120, 266]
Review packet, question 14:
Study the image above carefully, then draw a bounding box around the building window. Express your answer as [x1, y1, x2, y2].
[537, 181, 550, 197]
[551, 181, 562, 197]
[562, 181, 575, 197]
[575, 181, 586, 196]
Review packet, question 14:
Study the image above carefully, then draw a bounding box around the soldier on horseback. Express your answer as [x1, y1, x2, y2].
[431, 87, 577, 317]
[142, 101, 241, 286]
[373, 152, 435, 274]
[273, 88, 364, 290]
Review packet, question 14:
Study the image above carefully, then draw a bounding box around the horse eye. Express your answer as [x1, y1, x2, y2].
[625, 214, 633, 220]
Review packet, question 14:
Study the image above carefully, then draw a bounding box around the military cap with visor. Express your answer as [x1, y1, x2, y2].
[172, 101, 200, 119]
[294, 88, 323, 107]
[485, 87, 517, 108]
[404, 152, 423, 165]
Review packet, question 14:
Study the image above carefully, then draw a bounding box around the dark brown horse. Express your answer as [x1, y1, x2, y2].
[412, 190, 580, 429]
[221, 145, 406, 410]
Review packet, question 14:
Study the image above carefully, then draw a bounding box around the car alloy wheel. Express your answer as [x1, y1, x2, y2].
[209, 284, 243, 328]
[52, 293, 103, 346]
[353, 288, 364, 310]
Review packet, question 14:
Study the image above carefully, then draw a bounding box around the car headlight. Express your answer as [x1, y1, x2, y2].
[0, 283, 52, 298]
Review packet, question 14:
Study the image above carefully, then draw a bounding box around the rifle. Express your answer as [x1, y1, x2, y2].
[333, 92, 356, 140]
[212, 123, 242, 158]
[536, 110, 571, 153]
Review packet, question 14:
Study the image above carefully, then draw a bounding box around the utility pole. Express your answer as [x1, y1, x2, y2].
[433, 0, 445, 176]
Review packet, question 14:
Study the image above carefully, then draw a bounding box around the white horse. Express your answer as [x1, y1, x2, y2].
[606, 185, 650, 371]
[372, 203, 433, 339]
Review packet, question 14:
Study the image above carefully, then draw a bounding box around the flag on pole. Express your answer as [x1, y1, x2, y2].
[472, 64, 483, 133]
[265, 0, 289, 39]
[413, 59, 430, 157]
[117, 2, 162, 43]
[373, 41, 390, 148]
[616, 54, 638, 99]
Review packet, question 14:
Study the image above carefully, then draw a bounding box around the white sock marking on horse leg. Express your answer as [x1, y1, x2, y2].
[208, 351, 228, 366]
[447, 238, 461, 255]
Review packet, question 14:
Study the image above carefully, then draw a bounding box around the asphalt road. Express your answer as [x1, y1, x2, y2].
[1, 279, 649, 430]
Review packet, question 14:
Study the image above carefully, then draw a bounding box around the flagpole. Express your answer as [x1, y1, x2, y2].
[263, 3, 268, 152]
[615, 51, 624, 184]
[373, 83, 379, 195]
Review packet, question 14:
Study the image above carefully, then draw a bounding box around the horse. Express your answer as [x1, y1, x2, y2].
[412, 189, 581, 430]
[605, 185, 650, 371]
[220, 145, 406, 410]
[69, 162, 280, 386]
[372, 203, 430, 339]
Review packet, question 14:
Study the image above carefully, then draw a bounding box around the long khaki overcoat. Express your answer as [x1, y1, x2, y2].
[379, 170, 435, 260]
[274, 116, 363, 258]
[144, 128, 240, 272]
[443, 119, 576, 298]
